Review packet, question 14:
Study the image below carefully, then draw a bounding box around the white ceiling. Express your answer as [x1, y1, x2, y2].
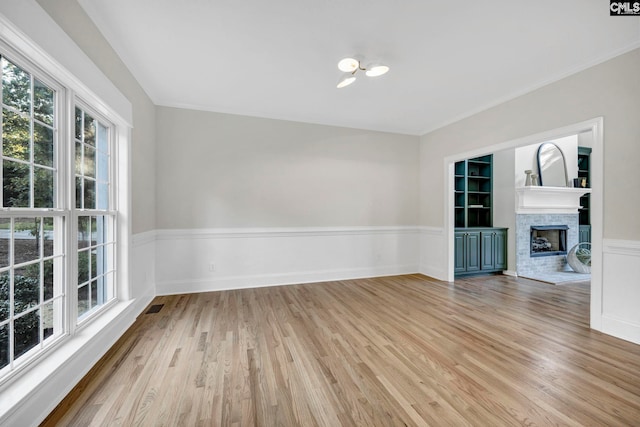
[79, 0, 640, 135]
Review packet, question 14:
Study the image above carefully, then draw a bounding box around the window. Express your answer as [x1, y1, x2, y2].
[0, 52, 117, 379]
[74, 107, 115, 319]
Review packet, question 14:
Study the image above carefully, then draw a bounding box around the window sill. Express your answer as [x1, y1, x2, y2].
[0, 297, 148, 425]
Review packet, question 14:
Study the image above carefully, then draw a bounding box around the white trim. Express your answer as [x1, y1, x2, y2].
[603, 239, 640, 256]
[418, 226, 444, 236]
[156, 226, 421, 240]
[156, 266, 418, 296]
[155, 226, 421, 295]
[0, 296, 152, 426]
[0, 2, 132, 127]
[600, 238, 640, 344]
[0, 3, 137, 423]
[418, 226, 447, 280]
[132, 229, 158, 247]
[443, 117, 604, 332]
[601, 315, 640, 345]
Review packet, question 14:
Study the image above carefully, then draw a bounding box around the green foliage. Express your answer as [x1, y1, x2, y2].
[0, 273, 41, 366]
[2, 56, 55, 209]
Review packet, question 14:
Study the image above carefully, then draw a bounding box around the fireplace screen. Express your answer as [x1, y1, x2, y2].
[530, 225, 568, 257]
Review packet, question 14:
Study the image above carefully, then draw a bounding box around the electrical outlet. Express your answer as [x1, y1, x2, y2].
[208, 263, 216, 272]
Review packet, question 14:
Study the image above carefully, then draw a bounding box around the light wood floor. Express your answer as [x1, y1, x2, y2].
[42, 274, 640, 426]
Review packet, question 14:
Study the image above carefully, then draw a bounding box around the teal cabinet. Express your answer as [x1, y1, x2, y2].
[454, 232, 467, 273]
[493, 229, 507, 270]
[579, 225, 591, 244]
[454, 155, 493, 228]
[466, 231, 481, 272]
[578, 146, 591, 243]
[455, 228, 507, 277]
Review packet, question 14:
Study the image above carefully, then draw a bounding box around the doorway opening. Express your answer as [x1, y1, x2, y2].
[444, 117, 603, 331]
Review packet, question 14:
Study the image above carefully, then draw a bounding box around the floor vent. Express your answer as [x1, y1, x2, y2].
[145, 304, 164, 314]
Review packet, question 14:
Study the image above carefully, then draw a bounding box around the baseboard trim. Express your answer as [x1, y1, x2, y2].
[156, 265, 419, 295]
[601, 314, 640, 345]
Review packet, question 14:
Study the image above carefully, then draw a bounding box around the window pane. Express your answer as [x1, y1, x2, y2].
[34, 122, 54, 167]
[98, 216, 108, 245]
[97, 181, 109, 210]
[43, 217, 53, 257]
[34, 167, 54, 208]
[75, 141, 82, 174]
[0, 218, 9, 268]
[97, 121, 108, 154]
[96, 150, 108, 182]
[1, 58, 30, 115]
[14, 310, 40, 359]
[75, 176, 82, 209]
[2, 109, 30, 161]
[3, 160, 30, 208]
[77, 284, 89, 317]
[78, 249, 90, 285]
[43, 259, 53, 301]
[14, 263, 40, 315]
[91, 248, 97, 279]
[84, 113, 95, 146]
[0, 271, 8, 322]
[43, 301, 54, 340]
[14, 218, 40, 265]
[33, 79, 54, 126]
[84, 179, 95, 209]
[84, 145, 95, 178]
[75, 106, 82, 140]
[78, 216, 90, 249]
[90, 280, 97, 308]
[0, 323, 7, 369]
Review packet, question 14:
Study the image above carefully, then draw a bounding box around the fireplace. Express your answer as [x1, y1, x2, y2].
[530, 225, 568, 257]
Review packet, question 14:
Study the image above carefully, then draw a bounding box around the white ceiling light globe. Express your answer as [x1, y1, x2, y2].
[337, 58, 359, 72]
[336, 74, 356, 88]
[365, 65, 389, 77]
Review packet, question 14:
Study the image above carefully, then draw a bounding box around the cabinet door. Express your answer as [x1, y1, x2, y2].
[466, 232, 481, 272]
[481, 231, 495, 270]
[493, 230, 507, 270]
[454, 232, 467, 273]
[579, 225, 591, 244]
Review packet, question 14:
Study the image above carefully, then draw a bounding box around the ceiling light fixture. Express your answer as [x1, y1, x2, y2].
[336, 57, 389, 88]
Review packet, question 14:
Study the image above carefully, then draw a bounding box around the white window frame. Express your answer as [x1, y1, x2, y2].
[0, 11, 132, 387]
[70, 100, 118, 328]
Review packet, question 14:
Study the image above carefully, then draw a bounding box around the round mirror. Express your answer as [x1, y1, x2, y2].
[537, 142, 568, 187]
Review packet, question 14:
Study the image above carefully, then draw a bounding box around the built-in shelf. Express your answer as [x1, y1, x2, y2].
[515, 186, 591, 214]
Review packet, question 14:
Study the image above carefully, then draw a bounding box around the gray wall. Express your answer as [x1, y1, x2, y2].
[156, 107, 420, 229]
[37, 0, 157, 234]
[420, 48, 640, 241]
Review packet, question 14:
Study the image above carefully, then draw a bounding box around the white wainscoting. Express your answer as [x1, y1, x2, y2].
[132, 230, 157, 300]
[418, 226, 447, 281]
[154, 226, 421, 295]
[601, 239, 640, 345]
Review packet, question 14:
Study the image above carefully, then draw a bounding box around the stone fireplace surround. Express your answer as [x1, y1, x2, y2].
[514, 186, 589, 278]
[516, 214, 579, 277]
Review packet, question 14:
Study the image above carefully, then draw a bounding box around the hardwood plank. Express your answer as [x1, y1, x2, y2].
[41, 274, 640, 426]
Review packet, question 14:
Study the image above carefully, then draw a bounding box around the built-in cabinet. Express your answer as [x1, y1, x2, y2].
[578, 146, 591, 243]
[454, 154, 507, 277]
[455, 228, 507, 276]
[455, 155, 493, 228]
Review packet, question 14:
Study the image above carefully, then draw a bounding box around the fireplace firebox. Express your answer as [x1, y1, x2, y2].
[530, 225, 568, 257]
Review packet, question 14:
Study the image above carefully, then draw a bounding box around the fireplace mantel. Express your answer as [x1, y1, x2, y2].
[515, 186, 591, 214]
